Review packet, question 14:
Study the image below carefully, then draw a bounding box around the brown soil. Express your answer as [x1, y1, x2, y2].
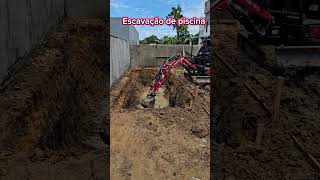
[111, 69, 210, 179]
[0, 18, 108, 179]
[212, 25, 320, 179]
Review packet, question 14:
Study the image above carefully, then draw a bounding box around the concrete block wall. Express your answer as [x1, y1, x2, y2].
[110, 36, 130, 86]
[110, 43, 202, 86]
[0, 0, 65, 81]
[130, 44, 201, 67]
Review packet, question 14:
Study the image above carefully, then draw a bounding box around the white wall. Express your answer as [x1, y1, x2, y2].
[110, 36, 131, 86]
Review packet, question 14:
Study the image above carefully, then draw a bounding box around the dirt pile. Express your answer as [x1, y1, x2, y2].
[165, 73, 193, 108]
[212, 25, 320, 179]
[0, 18, 108, 179]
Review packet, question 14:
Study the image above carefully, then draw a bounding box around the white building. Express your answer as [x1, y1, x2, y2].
[110, 17, 139, 45]
[198, 0, 210, 44]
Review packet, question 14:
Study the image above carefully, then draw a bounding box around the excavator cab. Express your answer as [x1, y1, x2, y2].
[186, 37, 212, 82]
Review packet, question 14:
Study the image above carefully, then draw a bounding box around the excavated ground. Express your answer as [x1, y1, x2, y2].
[0, 18, 108, 180]
[212, 24, 320, 179]
[111, 69, 210, 179]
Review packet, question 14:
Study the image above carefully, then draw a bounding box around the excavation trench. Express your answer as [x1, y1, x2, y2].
[113, 69, 193, 110]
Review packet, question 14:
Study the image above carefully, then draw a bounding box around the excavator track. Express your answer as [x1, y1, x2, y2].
[184, 72, 210, 85]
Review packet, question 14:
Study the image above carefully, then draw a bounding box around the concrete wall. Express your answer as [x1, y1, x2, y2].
[0, 0, 65, 81]
[130, 44, 201, 67]
[110, 36, 130, 86]
[66, 0, 107, 17]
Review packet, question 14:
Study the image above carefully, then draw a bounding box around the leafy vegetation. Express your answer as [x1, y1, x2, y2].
[139, 5, 194, 45]
[167, 5, 191, 44]
[139, 35, 161, 44]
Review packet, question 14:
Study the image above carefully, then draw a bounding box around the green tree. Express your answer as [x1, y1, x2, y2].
[139, 35, 161, 44]
[167, 5, 190, 44]
[162, 35, 178, 44]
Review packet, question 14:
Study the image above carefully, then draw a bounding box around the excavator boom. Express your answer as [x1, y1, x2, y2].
[211, 0, 272, 21]
[141, 53, 206, 108]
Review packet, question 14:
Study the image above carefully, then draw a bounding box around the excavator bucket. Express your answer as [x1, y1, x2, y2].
[141, 95, 156, 108]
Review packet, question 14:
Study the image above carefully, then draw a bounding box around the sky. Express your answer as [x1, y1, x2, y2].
[110, 0, 207, 40]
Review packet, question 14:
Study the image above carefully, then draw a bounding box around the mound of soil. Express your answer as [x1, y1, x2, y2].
[0, 18, 108, 180]
[212, 25, 320, 179]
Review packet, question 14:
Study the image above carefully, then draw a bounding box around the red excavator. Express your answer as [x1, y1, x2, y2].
[212, 0, 320, 75]
[212, 0, 320, 44]
[141, 37, 211, 108]
[142, 0, 320, 107]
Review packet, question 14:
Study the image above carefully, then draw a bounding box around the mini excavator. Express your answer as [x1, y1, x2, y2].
[211, 0, 320, 74]
[211, 0, 320, 44]
[141, 37, 211, 108]
[142, 0, 320, 107]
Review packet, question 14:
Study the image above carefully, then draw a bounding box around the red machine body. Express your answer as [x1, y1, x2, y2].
[148, 53, 198, 96]
[211, 0, 273, 21]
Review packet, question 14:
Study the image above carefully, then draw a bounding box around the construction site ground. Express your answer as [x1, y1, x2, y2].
[212, 24, 320, 179]
[0, 18, 108, 179]
[110, 68, 210, 179]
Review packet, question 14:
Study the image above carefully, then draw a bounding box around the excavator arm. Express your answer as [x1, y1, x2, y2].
[211, 0, 273, 36]
[211, 0, 272, 21]
[141, 53, 197, 108]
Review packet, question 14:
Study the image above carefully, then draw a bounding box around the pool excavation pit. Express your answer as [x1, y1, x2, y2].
[110, 68, 210, 179]
[111, 68, 195, 111]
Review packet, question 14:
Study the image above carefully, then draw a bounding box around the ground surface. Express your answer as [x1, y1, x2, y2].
[211, 24, 320, 179]
[110, 69, 210, 179]
[0, 18, 108, 180]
